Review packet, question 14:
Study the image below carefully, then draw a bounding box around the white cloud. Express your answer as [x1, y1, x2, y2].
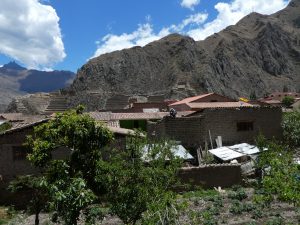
[92, 0, 289, 59]
[92, 13, 207, 58]
[181, 0, 201, 10]
[187, 0, 289, 40]
[0, 0, 65, 69]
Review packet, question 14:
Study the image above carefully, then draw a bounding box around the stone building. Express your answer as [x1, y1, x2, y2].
[148, 107, 282, 149]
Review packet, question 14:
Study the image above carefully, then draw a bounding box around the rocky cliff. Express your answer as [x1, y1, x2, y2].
[66, 0, 300, 110]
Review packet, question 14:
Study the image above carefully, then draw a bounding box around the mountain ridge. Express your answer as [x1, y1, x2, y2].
[0, 62, 75, 112]
[5, 0, 300, 113]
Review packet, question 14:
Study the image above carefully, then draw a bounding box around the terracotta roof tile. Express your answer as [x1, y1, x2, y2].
[169, 93, 214, 106]
[89, 111, 194, 121]
[186, 101, 253, 109]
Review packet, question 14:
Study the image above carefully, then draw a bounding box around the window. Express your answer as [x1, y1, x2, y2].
[12, 146, 28, 161]
[210, 100, 218, 102]
[237, 122, 253, 131]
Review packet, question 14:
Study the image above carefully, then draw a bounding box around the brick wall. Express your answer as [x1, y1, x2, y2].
[178, 164, 241, 188]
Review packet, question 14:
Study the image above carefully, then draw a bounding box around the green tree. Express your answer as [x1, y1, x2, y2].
[26, 107, 113, 225]
[96, 137, 183, 225]
[282, 112, 300, 147]
[282, 96, 295, 108]
[25, 107, 183, 225]
[256, 137, 300, 206]
[8, 175, 48, 225]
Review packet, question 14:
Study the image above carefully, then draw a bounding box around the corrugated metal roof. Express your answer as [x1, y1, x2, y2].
[209, 143, 265, 161]
[209, 147, 245, 161]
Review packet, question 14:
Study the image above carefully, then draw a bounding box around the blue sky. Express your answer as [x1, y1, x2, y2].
[0, 0, 289, 72]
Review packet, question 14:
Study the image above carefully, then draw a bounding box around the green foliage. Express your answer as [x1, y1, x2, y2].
[282, 112, 300, 147]
[83, 205, 107, 225]
[141, 192, 184, 225]
[8, 175, 48, 225]
[0, 122, 12, 133]
[256, 138, 300, 206]
[182, 189, 219, 199]
[49, 177, 96, 225]
[26, 107, 113, 225]
[250, 91, 257, 100]
[282, 96, 295, 108]
[95, 137, 183, 224]
[227, 187, 248, 201]
[265, 216, 284, 225]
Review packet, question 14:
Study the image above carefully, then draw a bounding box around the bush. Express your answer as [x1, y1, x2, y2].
[282, 112, 300, 147]
[282, 96, 294, 108]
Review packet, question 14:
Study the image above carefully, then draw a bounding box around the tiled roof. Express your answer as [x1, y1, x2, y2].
[89, 111, 194, 121]
[186, 101, 253, 109]
[0, 118, 50, 135]
[169, 93, 214, 106]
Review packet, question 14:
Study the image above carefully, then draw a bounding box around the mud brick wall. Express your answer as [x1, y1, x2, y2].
[148, 117, 204, 148]
[200, 107, 282, 145]
[148, 107, 282, 148]
[0, 127, 70, 183]
[178, 164, 242, 188]
[0, 127, 38, 183]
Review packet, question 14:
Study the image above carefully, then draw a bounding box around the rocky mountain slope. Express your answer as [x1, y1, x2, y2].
[0, 62, 75, 112]
[65, 0, 300, 110]
[5, 0, 300, 113]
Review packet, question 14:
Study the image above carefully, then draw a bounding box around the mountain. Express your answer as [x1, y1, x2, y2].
[0, 62, 75, 112]
[65, 0, 300, 110]
[5, 0, 300, 113]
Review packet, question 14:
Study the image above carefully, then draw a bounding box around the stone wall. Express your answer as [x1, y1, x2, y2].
[178, 164, 241, 188]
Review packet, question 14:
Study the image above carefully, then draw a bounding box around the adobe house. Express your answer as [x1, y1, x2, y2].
[0, 114, 138, 185]
[259, 92, 300, 107]
[89, 111, 192, 131]
[148, 106, 282, 149]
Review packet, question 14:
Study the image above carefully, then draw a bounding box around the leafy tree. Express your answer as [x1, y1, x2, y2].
[0, 122, 12, 134]
[8, 175, 48, 225]
[282, 96, 295, 108]
[282, 112, 300, 147]
[96, 136, 183, 225]
[25, 107, 183, 225]
[256, 137, 300, 206]
[26, 107, 113, 225]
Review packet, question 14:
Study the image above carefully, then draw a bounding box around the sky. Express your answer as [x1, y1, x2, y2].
[0, 0, 290, 72]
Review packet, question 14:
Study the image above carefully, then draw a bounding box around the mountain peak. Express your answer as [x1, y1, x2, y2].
[3, 61, 26, 70]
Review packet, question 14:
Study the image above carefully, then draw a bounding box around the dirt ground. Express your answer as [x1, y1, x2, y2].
[2, 187, 300, 225]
